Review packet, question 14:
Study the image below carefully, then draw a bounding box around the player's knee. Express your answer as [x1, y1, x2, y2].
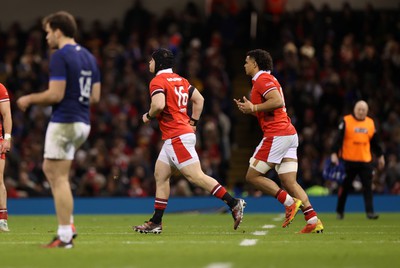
[275, 161, 298, 175]
[245, 172, 254, 184]
[42, 162, 52, 177]
[182, 170, 201, 184]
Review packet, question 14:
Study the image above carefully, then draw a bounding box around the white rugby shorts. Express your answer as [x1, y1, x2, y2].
[44, 122, 91, 160]
[251, 134, 298, 164]
[158, 133, 199, 169]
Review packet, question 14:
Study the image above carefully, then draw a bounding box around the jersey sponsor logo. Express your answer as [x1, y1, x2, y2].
[167, 77, 182, 82]
[265, 82, 274, 87]
[354, 127, 368, 134]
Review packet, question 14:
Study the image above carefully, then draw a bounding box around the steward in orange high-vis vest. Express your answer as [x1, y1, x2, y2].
[331, 100, 385, 220]
[341, 114, 375, 162]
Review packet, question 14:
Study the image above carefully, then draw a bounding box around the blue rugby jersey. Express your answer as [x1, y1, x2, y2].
[49, 44, 100, 124]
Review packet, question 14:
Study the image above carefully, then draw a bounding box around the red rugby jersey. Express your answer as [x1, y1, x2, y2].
[250, 71, 296, 136]
[149, 69, 194, 140]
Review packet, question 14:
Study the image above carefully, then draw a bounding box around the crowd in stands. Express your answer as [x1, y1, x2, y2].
[1, 0, 399, 198]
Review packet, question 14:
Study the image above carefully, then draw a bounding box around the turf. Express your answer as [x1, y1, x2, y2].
[0, 213, 399, 268]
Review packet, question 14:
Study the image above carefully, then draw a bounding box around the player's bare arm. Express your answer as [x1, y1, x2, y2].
[189, 88, 203, 130]
[235, 89, 283, 114]
[90, 82, 101, 104]
[17, 80, 66, 111]
[190, 89, 203, 120]
[257, 90, 283, 112]
[142, 93, 165, 123]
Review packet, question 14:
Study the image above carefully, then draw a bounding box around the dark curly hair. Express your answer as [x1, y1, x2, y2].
[246, 49, 273, 72]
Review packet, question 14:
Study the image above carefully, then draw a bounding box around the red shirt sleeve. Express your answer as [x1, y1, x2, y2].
[0, 83, 10, 102]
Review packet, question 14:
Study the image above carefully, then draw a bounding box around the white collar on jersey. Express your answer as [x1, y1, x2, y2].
[156, 68, 173, 76]
[252, 70, 271, 81]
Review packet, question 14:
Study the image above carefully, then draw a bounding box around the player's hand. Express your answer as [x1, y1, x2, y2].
[142, 113, 150, 124]
[16, 95, 31, 112]
[1, 139, 10, 153]
[234, 96, 255, 114]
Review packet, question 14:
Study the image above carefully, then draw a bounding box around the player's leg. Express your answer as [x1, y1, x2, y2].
[180, 161, 220, 191]
[43, 158, 74, 247]
[0, 158, 9, 232]
[245, 164, 279, 196]
[247, 136, 300, 227]
[276, 160, 319, 230]
[275, 133, 322, 232]
[179, 161, 246, 230]
[44, 159, 73, 226]
[148, 160, 172, 225]
[134, 144, 172, 234]
[171, 133, 245, 229]
[42, 122, 89, 247]
[168, 133, 236, 204]
[68, 123, 90, 238]
[279, 166, 324, 233]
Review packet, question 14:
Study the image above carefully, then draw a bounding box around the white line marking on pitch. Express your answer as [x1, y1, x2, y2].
[204, 262, 232, 268]
[252, 231, 267, 236]
[240, 239, 258, 246]
[272, 214, 285, 221]
[262, 224, 276, 229]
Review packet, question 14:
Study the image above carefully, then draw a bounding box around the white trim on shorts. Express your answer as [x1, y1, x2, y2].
[158, 133, 199, 170]
[44, 122, 90, 160]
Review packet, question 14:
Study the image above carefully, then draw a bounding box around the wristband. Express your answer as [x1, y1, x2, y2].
[189, 118, 198, 126]
[4, 133, 11, 140]
[146, 112, 154, 120]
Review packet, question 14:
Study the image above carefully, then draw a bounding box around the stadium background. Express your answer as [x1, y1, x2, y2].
[1, 0, 399, 213]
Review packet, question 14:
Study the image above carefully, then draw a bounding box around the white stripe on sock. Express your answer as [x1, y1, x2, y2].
[211, 185, 222, 195]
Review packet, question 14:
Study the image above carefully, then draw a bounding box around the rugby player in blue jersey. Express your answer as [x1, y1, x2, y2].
[17, 11, 101, 248]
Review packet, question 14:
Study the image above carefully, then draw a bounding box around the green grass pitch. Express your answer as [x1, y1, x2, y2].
[1, 213, 399, 268]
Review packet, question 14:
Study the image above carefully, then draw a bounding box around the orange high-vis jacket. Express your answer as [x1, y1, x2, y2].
[341, 115, 375, 162]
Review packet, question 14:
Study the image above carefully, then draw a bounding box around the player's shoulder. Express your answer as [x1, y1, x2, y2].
[149, 75, 166, 92]
[0, 83, 8, 93]
[75, 44, 92, 56]
[0, 83, 9, 98]
[151, 74, 164, 84]
[260, 72, 278, 83]
[59, 44, 89, 56]
[255, 72, 278, 89]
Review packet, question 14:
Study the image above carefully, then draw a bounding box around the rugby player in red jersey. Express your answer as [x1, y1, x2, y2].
[133, 48, 246, 234]
[235, 49, 323, 233]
